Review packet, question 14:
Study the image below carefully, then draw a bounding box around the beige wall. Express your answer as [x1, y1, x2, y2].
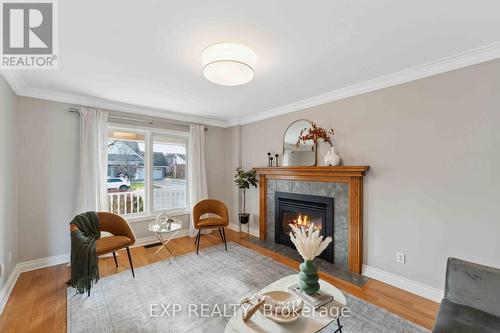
[16, 97, 80, 261]
[0, 76, 18, 291]
[15, 96, 227, 262]
[238, 59, 500, 289]
[206, 126, 227, 201]
[224, 126, 243, 229]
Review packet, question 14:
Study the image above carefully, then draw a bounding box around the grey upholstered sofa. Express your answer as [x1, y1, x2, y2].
[432, 257, 500, 333]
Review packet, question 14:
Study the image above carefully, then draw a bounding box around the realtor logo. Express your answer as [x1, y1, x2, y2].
[1, 0, 57, 68]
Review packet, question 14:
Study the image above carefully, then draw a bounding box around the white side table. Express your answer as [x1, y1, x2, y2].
[148, 219, 182, 263]
[225, 274, 347, 333]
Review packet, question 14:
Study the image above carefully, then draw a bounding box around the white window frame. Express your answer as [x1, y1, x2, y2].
[107, 123, 189, 222]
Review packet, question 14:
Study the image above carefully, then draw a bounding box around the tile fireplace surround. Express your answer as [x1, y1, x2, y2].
[268, 179, 348, 268]
[253, 166, 369, 275]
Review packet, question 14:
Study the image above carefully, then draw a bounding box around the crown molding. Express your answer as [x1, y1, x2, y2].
[235, 42, 500, 125]
[0, 71, 229, 128]
[0, 70, 26, 93]
[3, 42, 500, 128]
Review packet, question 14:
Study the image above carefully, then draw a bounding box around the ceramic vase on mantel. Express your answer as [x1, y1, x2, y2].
[299, 260, 320, 294]
[324, 144, 340, 166]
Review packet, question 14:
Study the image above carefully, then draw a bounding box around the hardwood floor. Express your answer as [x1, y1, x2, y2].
[0, 229, 439, 332]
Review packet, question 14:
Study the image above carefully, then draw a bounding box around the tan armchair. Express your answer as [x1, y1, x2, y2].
[192, 199, 229, 254]
[70, 212, 136, 277]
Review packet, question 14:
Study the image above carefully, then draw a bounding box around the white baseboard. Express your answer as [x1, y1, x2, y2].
[225, 225, 443, 302]
[0, 265, 21, 315]
[133, 229, 189, 247]
[17, 253, 70, 274]
[227, 223, 260, 237]
[132, 235, 159, 247]
[0, 231, 188, 315]
[362, 264, 443, 302]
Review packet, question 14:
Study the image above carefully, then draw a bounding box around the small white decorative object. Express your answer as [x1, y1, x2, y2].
[324, 144, 340, 166]
[156, 211, 170, 227]
[242, 291, 303, 323]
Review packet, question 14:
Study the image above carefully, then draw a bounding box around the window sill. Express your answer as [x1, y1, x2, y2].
[125, 209, 190, 223]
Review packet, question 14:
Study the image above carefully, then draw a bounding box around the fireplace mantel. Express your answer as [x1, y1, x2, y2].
[253, 166, 369, 274]
[253, 166, 369, 178]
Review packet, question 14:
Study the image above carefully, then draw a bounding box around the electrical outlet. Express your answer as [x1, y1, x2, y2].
[9, 251, 12, 264]
[396, 252, 405, 264]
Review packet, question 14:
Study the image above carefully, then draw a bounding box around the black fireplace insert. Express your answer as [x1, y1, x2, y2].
[275, 191, 334, 262]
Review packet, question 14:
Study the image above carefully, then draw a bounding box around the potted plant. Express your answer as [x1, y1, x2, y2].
[234, 167, 258, 224]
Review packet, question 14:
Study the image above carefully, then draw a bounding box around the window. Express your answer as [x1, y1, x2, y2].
[153, 135, 187, 211]
[107, 127, 188, 218]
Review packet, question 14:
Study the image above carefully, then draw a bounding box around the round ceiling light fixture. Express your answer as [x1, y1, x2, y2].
[202, 42, 257, 86]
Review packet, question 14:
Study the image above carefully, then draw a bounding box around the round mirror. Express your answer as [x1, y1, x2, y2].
[282, 120, 316, 166]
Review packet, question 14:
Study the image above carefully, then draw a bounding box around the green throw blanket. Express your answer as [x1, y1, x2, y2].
[70, 211, 100, 294]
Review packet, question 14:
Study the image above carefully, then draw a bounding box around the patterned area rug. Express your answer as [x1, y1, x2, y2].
[67, 243, 429, 333]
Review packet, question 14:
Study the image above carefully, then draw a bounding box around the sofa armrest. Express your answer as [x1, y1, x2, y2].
[445, 257, 500, 317]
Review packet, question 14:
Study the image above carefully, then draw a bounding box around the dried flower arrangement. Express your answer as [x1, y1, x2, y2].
[289, 224, 332, 261]
[296, 123, 334, 147]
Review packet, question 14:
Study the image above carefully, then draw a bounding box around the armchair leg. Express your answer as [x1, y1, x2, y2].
[194, 230, 200, 245]
[196, 230, 201, 255]
[218, 228, 224, 241]
[112, 252, 118, 267]
[126, 247, 135, 278]
[222, 228, 227, 251]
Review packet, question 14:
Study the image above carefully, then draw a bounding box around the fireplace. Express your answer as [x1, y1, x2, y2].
[275, 192, 334, 262]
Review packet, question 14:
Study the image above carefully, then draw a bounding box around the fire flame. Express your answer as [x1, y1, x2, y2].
[291, 214, 321, 231]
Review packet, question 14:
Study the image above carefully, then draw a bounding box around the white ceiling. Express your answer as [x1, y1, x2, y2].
[3, 0, 500, 127]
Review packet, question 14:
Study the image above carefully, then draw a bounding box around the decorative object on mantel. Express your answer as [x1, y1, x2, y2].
[297, 122, 335, 166]
[266, 153, 280, 167]
[289, 224, 332, 295]
[234, 168, 258, 226]
[324, 144, 341, 166]
[283, 119, 316, 167]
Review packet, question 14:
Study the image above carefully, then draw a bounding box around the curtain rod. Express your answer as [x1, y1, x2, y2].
[68, 107, 208, 131]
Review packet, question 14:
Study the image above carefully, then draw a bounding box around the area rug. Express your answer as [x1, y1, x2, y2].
[67, 243, 429, 333]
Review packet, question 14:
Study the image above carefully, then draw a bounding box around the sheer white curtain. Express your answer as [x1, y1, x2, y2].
[77, 107, 109, 213]
[188, 124, 208, 237]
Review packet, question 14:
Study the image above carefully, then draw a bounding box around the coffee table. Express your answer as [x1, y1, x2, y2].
[225, 274, 347, 333]
[148, 218, 182, 263]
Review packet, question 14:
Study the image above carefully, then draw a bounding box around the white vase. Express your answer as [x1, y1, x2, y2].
[324, 145, 340, 166]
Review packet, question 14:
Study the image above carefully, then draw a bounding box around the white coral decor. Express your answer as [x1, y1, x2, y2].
[289, 224, 332, 261]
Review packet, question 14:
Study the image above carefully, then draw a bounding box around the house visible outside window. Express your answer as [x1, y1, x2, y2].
[153, 135, 187, 211]
[107, 127, 188, 218]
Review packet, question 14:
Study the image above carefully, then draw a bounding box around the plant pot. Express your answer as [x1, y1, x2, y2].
[238, 213, 250, 224]
[299, 260, 320, 295]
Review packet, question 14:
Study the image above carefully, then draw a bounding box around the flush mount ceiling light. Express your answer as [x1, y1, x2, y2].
[202, 42, 257, 86]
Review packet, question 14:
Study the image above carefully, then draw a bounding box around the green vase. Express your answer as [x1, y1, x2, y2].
[299, 260, 320, 295]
